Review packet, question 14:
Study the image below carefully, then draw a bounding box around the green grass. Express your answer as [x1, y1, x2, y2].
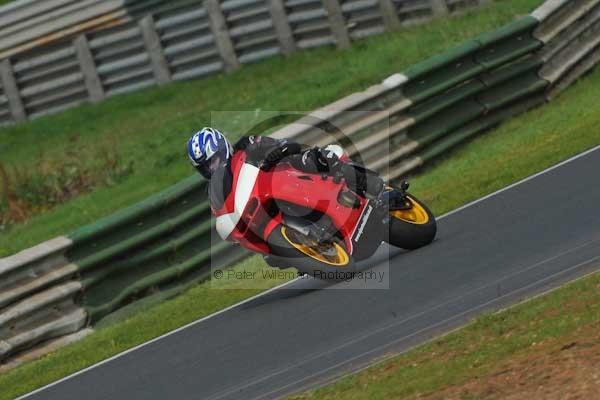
[1, 40, 600, 399]
[0, 0, 544, 256]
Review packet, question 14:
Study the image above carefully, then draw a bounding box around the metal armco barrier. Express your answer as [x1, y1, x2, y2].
[0, 0, 227, 61]
[0, 0, 486, 127]
[1, 0, 600, 370]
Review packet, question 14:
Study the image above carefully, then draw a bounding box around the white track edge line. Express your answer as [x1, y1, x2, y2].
[208, 239, 600, 400]
[14, 278, 302, 400]
[15, 144, 600, 400]
[271, 258, 600, 400]
[439, 144, 600, 219]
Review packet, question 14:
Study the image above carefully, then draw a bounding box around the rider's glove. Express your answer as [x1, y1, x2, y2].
[261, 140, 302, 171]
[316, 147, 342, 175]
[234, 135, 257, 151]
[265, 146, 290, 165]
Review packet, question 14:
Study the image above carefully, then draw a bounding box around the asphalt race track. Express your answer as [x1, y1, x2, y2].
[20, 146, 600, 400]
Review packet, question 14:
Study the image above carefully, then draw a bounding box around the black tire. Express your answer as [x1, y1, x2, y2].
[265, 224, 357, 280]
[388, 194, 437, 250]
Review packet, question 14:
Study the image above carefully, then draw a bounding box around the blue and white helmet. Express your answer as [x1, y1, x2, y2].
[187, 127, 232, 179]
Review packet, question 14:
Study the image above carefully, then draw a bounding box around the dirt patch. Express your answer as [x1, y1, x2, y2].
[415, 323, 600, 400]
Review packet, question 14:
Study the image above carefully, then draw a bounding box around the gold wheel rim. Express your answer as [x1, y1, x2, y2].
[281, 226, 349, 267]
[390, 196, 430, 225]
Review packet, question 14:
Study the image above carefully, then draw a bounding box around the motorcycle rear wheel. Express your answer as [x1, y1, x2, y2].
[388, 194, 436, 250]
[265, 224, 356, 279]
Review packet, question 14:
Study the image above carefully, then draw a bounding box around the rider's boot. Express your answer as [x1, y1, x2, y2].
[340, 164, 384, 199]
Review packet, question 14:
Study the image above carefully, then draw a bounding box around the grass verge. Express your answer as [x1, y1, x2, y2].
[1, 41, 600, 399]
[0, 0, 543, 256]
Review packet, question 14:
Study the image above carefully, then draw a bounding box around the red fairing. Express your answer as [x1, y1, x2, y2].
[213, 152, 368, 255]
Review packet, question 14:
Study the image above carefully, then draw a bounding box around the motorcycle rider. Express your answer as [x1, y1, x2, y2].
[186, 127, 382, 210]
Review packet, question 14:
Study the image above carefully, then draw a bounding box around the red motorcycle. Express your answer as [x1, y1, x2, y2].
[214, 150, 436, 278]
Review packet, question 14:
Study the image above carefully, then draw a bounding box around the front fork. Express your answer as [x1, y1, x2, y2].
[386, 180, 412, 210]
[374, 180, 412, 226]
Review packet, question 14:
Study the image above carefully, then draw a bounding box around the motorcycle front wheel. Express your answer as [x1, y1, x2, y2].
[387, 194, 437, 250]
[265, 224, 356, 279]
